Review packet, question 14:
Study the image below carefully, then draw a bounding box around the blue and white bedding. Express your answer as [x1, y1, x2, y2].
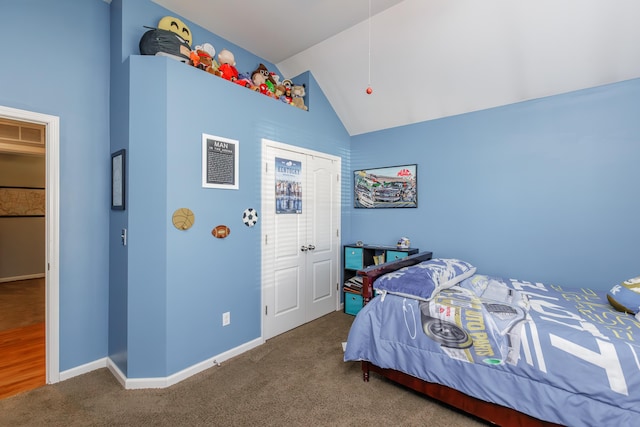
[344, 272, 640, 426]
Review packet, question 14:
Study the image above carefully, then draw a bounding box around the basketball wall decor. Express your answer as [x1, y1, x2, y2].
[212, 225, 230, 238]
[172, 208, 195, 230]
[242, 208, 258, 227]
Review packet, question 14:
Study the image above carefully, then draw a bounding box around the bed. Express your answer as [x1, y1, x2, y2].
[343, 252, 640, 426]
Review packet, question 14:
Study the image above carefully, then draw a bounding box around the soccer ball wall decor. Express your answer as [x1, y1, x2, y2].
[242, 208, 258, 227]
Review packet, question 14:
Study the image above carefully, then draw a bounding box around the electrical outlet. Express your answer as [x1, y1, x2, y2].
[222, 311, 230, 326]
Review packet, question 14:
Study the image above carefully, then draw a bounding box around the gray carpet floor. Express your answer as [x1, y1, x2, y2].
[0, 311, 486, 426]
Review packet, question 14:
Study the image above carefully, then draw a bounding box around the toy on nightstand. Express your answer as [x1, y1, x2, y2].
[397, 237, 410, 249]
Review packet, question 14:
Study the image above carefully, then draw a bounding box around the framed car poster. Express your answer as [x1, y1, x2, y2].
[354, 164, 417, 208]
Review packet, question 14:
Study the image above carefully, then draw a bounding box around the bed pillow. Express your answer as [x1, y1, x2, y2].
[607, 276, 640, 314]
[373, 258, 476, 301]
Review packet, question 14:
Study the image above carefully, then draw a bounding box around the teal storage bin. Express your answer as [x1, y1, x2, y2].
[386, 250, 409, 262]
[344, 247, 363, 270]
[345, 292, 363, 316]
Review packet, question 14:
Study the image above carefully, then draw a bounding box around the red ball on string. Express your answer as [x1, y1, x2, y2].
[366, 87, 373, 95]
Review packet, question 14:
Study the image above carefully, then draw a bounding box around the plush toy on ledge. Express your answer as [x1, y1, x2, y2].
[251, 64, 278, 97]
[251, 69, 268, 96]
[291, 84, 308, 110]
[275, 85, 292, 104]
[190, 43, 220, 75]
[158, 16, 192, 47]
[217, 49, 239, 82]
[139, 16, 193, 63]
[235, 72, 254, 89]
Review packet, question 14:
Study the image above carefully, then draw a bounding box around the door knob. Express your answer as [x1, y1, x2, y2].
[307, 244, 316, 250]
[300, 246, 308, 252]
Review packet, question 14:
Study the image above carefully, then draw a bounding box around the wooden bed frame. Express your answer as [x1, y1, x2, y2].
[356, 252, 562, 427]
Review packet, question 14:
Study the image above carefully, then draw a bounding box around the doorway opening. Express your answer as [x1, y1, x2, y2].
[0, 105, 60, 397]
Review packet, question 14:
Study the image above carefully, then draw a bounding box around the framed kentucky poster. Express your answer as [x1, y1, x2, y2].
[275, 157, 302, 214]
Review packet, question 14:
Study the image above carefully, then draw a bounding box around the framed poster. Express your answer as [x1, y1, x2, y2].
[111, 149, 125, 210]
[354, 164, 417, 208]
[0, 186, 45, 217]
[275, 157, 302, 214]
[202, 134, 239, 190]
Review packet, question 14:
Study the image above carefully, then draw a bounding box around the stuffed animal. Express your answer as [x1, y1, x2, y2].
[234, 72, 254, 89]
[157, 16, 192, 47]
[252, 64, 283, 97]
[291, 84, 308, 110]
[269, 71, 281, 86]
[252, 64, 277, 91]
[275, 85, 292, 104]
[139, 28, 191, 63]
[139, 16, 192, 63]
[250, 69, 272, 96]
[251, 68, 265, 86]
[217, 49, 239, 81]
[190, 43, 220, 75]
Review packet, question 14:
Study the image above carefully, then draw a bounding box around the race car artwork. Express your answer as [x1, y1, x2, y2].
[354, 165, 417, 208]
[418, 275, 531, 366]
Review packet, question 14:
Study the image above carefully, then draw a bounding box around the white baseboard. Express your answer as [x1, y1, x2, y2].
[106, 358, 127, 388]
[59, 337, 264, 389]
[59, 357, 108, 381]
[102, 337, 263, 390]
[0, 273, 45, 283]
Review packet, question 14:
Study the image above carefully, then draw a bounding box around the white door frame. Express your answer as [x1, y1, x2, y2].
[0, 105, 60, 384]
[261, 138, 341, 339]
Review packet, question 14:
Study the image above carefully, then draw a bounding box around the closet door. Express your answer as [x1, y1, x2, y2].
[305, 154, 340, 321]
[262, 140, 340, 340]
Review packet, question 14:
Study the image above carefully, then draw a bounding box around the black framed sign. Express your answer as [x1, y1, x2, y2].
[202, 133, 239, 190]
[354, 164, 417, 208]
[111, 149, 125, 210]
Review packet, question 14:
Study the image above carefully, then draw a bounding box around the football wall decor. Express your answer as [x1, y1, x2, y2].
[212, 225, 231, 239]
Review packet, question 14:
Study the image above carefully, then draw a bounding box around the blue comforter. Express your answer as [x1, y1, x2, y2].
[344, 274, 640, 426]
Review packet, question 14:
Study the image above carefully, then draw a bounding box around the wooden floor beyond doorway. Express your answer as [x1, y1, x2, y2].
[0, 278, 46, 399]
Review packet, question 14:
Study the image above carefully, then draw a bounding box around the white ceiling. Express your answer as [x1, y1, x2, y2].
[152, 0, 640, 136]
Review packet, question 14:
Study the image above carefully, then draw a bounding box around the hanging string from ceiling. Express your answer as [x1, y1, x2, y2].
[366, 0, 373, 95]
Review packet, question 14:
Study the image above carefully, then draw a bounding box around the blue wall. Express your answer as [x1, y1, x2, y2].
[0, 0, 111, 371]
[117, 0, 351, 378]
[109, 0, 130, 374]
[123, 57, 350, 378]
[350, 79, 640, 289]
[2, 0, 637, 378]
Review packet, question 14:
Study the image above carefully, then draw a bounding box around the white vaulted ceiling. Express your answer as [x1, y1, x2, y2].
[152, 0, 640, 135]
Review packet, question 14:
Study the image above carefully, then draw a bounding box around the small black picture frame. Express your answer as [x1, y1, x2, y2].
[111, 149, 126, 210]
